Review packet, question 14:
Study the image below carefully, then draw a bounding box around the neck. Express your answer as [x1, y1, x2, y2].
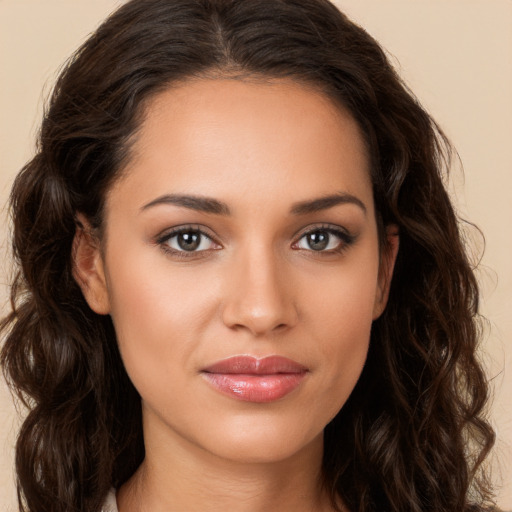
[116, 410, 337, 512]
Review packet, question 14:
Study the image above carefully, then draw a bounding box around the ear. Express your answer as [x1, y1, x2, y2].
[72, 214, 111, 315]
[373, 224, 399, 320]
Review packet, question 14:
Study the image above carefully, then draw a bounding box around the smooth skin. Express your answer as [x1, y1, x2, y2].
[73, 78, 398, 512]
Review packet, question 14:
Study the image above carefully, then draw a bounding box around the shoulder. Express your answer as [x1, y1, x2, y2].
[101, 488, 118, 512]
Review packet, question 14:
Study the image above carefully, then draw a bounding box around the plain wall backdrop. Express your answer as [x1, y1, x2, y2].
[1, 1, 511, 510]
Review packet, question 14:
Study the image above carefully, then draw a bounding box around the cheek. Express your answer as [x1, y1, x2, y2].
[301, 248, 379, 402]
[304, 243, 380, 335]
[103, 246, 219, 395]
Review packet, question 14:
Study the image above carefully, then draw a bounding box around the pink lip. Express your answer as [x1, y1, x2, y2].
[201, 356, 308, 403]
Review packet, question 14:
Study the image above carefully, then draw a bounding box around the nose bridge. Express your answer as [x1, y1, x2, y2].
[221, 239, 297, 336]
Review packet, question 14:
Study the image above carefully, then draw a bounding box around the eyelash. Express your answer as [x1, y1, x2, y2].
[156, 225, 219, 259]
[156, 224, 356, 259]
[292, 224, 356, 254]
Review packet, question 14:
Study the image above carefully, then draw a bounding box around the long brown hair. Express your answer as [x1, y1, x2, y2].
[1, 1, 495, 511]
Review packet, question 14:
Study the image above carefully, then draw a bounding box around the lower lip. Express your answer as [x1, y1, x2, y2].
[202, 372, 307, 403]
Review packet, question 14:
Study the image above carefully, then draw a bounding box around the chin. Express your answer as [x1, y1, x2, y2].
[194, 416, 325, 465]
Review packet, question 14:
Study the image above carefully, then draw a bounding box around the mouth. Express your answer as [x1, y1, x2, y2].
[201, 355, 308, 403]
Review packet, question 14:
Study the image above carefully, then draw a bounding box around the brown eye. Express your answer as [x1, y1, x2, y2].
[305, 231, 330, 251]
[294, 227, 355, 253]
[161, 229, 217, 253]
[176, 231, 201, 251]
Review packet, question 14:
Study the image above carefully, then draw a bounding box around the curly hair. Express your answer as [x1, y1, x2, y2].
[1, 0, 495, 511]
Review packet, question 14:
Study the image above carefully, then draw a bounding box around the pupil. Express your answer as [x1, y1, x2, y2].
[308, 231, 329, 251]
[178, 232, 200, 251]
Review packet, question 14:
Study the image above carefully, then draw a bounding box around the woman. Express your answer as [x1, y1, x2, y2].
[0, 0, 496, 511]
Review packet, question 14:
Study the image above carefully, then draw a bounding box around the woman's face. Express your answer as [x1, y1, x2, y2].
[76, 78, 396, 464]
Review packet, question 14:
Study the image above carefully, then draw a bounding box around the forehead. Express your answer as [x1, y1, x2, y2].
[108, 78, 373, 216]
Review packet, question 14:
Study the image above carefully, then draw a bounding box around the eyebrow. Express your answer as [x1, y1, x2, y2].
[140, 192, 366, 216]
[290, 193, 367, 216]
[141, 194, 231, 215]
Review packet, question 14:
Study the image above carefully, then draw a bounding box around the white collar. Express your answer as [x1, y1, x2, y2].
[101, 488, 118, 512]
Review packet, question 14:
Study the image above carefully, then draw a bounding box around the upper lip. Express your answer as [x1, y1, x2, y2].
[202, 355, 308, 375]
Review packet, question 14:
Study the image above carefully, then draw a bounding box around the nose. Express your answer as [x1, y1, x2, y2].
[221, 244, 299, 337]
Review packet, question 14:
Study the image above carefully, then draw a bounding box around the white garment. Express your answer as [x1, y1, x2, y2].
[101, 488, 118, 512]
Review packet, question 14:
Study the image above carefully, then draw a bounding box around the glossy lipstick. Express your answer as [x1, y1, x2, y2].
[201, 356, 308, 403]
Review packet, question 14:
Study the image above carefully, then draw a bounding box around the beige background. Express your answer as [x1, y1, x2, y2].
[1, 1, 511, 510]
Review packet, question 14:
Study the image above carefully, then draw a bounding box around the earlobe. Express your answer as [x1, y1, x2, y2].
[72, 214, 111, 315]
[373, 224, 399, 320]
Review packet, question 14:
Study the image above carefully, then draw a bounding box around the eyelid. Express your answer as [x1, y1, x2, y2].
[291, 223, 356, 252]
[155, 224, 222, 255]
[154, 222, 356, 258]
[293, 223, 352, 240]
